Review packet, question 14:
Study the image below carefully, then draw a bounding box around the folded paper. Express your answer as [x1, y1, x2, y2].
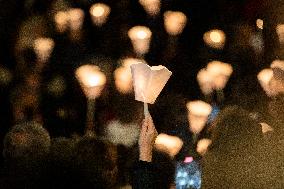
[131, 63, 172, 104]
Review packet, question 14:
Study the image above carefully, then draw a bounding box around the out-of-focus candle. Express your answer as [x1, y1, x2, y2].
[54, 11, 69, 33]
[203, 29, 226, 49]
[114, 58, 145, 94]
[89, 3, 111, 26]
[196, 138, 212, 156]
[256, 19, 263, 30]
[114, 67, 133, 94]
[75, 65, 106, 99]
[197, 68, 214, 95]
[154, 133, 183, 158]
[139, 0, 160, 17]
[260, 122, 274, 134]
[68, 8, 85, 32]
[276, 24, 284, 45]
[257, 68, 275, 96]
[270, 59, 284, 94]
[33, 37, 55, 63]
[186, 100, 212, 134]
[206, 61, 233, 90]
[163, 11, 187, 36]
[128, 26, 152, 55]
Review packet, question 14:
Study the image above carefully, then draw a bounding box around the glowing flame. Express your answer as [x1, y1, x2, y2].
[89, 3, 111, 26]
[139, 0, 161, 16]
[75, 65, 106, 99]
[33, 37, 55, 63]
[256, 19, 263, 30]
[203, 29, 226, 49]
[128, 26, 152, 55]
[154, 133, 183, 157]
[186, 100, 212, 134]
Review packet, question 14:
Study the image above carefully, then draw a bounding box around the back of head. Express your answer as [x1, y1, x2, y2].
[74, 137, 118, 188]
[3, 121, 50, 162]
[2, 121, 50, 188]
[209, 105, 263, 152]
[202, 106, 276, 188]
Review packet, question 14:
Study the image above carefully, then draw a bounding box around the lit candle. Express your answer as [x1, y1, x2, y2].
[206, 61, 233, 90]
[54, 11, 69, 33]
[256, 19, 263, 30]
[257, 68, 275, 96]
[114, 58, 144, 94]
[186, 100, 212, 134]
[75, 65, 106, 99]
[276, 24, 284, 45]
[164, 11, 187, 36]
[33, 37, 55, 63]
[68, 8, 85, 32]
[203, 29, 226, 49]
[89, 3, 111, 26]
[155, 133, 183, 158]
[260, 122, 274, 134]
[139, 0, 160, 17]
[196, 138, 212, 156]
[128, 26, 152, 56]
[270, 59, 284, 94]
[197, 68, 214, 95]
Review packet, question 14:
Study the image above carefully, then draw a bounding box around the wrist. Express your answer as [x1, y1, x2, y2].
[139, 148, 153, 162]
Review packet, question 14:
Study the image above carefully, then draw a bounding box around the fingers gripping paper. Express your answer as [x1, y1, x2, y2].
[130, 63, 172, 104]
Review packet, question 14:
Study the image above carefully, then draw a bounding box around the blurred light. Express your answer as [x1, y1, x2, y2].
[260, 122, 274, 134]
[154, 133, 183, 158]
[163, 11, 187, 36]
[197, 68, 214, 95]
[276, 24, 284, 45]
[271, 59, 284, 73]
[33, 37, 55, 64]
[203, 29, 226, 49]
[121, 57, 145, 67]
[68, 8, 85, 31]
[54, 11, 69, 33]
[256, 19, 263, 30]
[128, 26, 152, 55]
[210, 31, 222, 43]
[196, 138, 212, 156]
[75, 65, 106, 99]
[114, 61, 133, 94]
[139, 0, 160, 17]
[186, 100, 212, 134]
[270, 59, 284, 94]
[47, 75, 66, 97]
[184, 156, 193, 163]
[89, 3, 111, 26]
[257, 68, 274, 96]
[206, 61, 233, 90]
[114, 58, 145, 94]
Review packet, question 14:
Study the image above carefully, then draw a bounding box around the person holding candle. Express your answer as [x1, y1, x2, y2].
[132, 114, 176, 189]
